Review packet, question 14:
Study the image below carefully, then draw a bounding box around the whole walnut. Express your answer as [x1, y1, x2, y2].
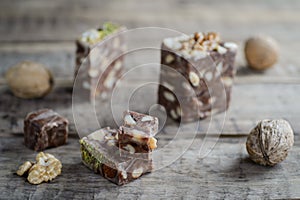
[246, 119, 294, 166]
[5, 61, 53, 99]
[244, 35, 279, 70]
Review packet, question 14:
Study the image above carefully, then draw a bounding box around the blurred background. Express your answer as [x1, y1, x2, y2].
[1, 0, 300, 81]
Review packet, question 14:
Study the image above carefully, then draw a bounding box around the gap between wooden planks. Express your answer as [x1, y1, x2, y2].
[1, 75, 300, 87]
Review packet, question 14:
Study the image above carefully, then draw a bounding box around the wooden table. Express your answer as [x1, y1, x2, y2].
[1, 0, 300, 199]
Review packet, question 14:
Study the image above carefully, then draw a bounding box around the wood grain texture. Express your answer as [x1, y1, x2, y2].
[0, 83, 299, 136]
[0, 41, 300, 83]
[0, 0, 299, 42]
[0, 0, 300, 82]
[0, 135, 299, 199]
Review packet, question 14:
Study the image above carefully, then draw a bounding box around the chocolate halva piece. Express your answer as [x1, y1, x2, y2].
[119, 111, 158, 153]
[119, 126, 157, 154]
[159, 32, 237, 122]
[123, 110, 158, 134]
[24, 109, 69, 151]
[75, 22, 126, 101]
[80, 127, 152, 185]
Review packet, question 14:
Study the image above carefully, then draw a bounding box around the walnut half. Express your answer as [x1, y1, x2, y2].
[16, 152, 62, 185]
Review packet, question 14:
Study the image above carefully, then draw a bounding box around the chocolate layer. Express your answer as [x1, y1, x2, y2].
[24, 109, 69, 151]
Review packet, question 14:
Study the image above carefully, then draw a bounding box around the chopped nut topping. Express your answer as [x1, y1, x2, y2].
[163, 32, 234, 59]
[194, 32, 204, 43]
[205, 32, 220, 42]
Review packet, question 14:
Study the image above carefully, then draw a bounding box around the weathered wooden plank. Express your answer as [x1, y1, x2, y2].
[0, 42, 74, 78]
[0, 135, 299, 199]
[0, 41, 300, 83]
[0, 0, 299, 41]
[1, 83, 300, 136]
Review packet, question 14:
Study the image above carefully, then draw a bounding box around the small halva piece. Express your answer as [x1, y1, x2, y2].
[80, 111, 159, 185]
[24, 109, 69, 151]
[246, 119, 294, 166]
[119, 110, 158, 153]
[16, 152, 62, 185]
[80, 127, 152, 185]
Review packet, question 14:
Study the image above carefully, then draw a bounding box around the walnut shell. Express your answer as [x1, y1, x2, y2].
[244, 35, 279, 70]
[5, 61, 53, 99]
[246, 119, 294, 166]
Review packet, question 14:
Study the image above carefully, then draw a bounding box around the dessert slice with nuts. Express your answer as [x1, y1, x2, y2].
[24, 109, 69, 151]
[119, 110, 158, 155]
[80, 127, 152, 185]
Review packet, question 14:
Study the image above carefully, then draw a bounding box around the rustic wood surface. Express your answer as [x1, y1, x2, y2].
[0, 0, 300, 199]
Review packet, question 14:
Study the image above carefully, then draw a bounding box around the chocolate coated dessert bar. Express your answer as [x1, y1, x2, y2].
[24, 109, 69, 151]
[75, 22, 126, 101]
[80, 127, 151, 185]
[159, 32, 237, 122]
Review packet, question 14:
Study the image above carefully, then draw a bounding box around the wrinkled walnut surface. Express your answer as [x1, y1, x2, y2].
[246, 119, 294, 166]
